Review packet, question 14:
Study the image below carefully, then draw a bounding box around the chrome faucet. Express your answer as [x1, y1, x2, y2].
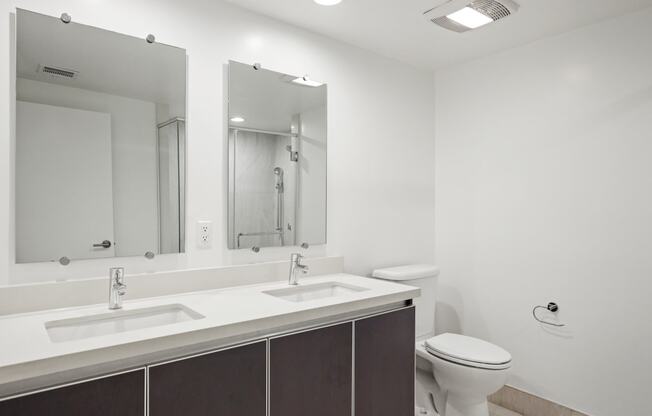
[109, 267, 127, 310]
[288, 253, 309, 285]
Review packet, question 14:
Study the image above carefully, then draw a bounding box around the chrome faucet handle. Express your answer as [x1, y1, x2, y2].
[109, 267, 126, 310]
[288, 253, 308, 285]
[110, 267, 125, 280]
[290, 252, 303, 262]
[113, 281, 127, 294]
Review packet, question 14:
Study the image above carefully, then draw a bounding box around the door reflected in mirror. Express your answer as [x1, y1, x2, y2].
[227, 61, 327, 250]
[15, 9, 187, 264]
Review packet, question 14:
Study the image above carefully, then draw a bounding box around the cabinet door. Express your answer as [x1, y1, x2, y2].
[355, 307, 415, 416]
[148, 340, 266, 416]
[0, 369, 145, 416]
[270, 322, 352, 416]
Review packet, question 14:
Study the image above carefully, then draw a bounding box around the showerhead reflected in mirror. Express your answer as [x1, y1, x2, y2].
[227, 61, 327, 250]
[14, 9, 187, 264]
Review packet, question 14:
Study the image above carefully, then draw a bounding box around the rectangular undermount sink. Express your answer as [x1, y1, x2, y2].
[263, 281, 369, 303]
[45, 304, 204, 343]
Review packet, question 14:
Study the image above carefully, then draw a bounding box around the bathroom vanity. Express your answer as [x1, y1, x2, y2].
[0, 273, 418, 416]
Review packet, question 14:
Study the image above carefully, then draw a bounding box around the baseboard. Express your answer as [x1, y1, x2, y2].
[489, 386, 590, 416]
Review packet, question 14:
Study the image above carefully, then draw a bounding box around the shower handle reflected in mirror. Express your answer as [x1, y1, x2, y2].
[274, 166, 285, 246]
[286, 145, 299, 162]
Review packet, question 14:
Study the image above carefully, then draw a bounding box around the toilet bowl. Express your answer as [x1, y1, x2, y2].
[416, 334, 511, 416]
[372, 265, 511, 416]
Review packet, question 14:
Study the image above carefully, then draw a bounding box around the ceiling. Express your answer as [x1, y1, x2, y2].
[226, 0, 652, 69]
[17, 9, 186, 111]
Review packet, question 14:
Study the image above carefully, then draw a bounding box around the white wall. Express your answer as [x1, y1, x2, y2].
[0, 0, 436, 284]
[434, 8, 652, 416]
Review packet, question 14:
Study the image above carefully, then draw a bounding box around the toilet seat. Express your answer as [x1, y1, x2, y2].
[424, 333, 512, 370]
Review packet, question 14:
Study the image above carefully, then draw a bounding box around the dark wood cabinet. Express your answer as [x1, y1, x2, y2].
[0, 368, 145, 416]
[355, 307, 415, 416]
[0, 307, 416, 416]
[148, 340, 267, 416]
[270, 322, 352, 416]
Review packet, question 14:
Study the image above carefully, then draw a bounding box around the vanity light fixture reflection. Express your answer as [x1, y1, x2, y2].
[291, 76, 324, 87]
[230, 116, 245, 123]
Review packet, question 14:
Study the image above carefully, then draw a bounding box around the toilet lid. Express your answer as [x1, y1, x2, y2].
[425, 333, 512, 369]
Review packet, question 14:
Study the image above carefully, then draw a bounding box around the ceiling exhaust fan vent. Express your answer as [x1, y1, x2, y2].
[472, 0, 512, 20]
[428, 0, 519, 33]
[38, 65, 78, 79]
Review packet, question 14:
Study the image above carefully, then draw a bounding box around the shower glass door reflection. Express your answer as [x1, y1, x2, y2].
[229, 129, 297, 249]
[158, 119, 186, 254]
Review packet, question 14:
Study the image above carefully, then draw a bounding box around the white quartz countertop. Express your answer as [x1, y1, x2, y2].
[0, 273, 418, 392]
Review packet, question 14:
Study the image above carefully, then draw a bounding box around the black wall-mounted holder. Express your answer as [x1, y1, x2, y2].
[533, 302, 565, 327]
[546, 302, 559, 312]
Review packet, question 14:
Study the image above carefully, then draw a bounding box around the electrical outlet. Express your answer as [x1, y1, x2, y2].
[197, 220, 212, 249]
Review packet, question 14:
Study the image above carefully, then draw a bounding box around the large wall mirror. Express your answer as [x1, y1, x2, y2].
[227, 61, 327, 250]
[15, 9, 187, 264]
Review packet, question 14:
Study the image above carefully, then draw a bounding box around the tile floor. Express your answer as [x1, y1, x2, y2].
[489, 386, 589, 416]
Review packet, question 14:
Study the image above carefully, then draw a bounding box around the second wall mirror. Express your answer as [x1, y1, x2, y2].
[227, 61, 327, 250]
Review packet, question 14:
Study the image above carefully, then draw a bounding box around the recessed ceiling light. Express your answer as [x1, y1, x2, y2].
[291, 76, 324, 87]
[446, 7, 493, 29]
[314, 0, 342, 6]
[230, 116, 245, 123]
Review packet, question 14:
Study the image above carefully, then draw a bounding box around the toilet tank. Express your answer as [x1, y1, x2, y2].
[372, 264, 439, 339]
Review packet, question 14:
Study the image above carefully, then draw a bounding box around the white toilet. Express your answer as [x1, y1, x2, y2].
[372, 265, 512, 416]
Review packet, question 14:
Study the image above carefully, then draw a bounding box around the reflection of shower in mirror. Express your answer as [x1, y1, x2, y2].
[274, 167, 284, 191]
[286, 145, 299, 162]
[274, 167, 285, 246]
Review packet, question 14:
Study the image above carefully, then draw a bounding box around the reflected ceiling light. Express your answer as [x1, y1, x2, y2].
[446, 7, 493, 29]
[230, 116, 245, 123]
[314, 0, 342, 5]
[291, 76, 324, 87]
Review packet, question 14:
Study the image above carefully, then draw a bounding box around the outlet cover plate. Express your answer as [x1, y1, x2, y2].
[197, 220, 212, 249]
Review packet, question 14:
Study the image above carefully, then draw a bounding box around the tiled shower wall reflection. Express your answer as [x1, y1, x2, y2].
[230, 130, 296, 248]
